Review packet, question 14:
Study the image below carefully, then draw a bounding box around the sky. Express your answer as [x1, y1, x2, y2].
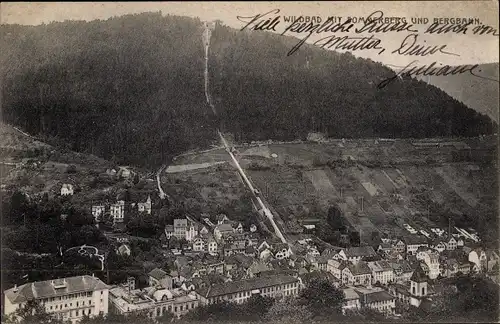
[1, 1, 499, 67]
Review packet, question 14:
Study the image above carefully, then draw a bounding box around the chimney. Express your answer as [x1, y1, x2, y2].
[13, 284, 18, 292]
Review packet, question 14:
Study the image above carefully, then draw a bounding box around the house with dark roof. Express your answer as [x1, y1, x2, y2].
[342, 288, 361, 314]
[223, 239, 247, 257]
[272, 243, 292, 260]
[337, 246, 377, 264]
[148, 268, 172, 289]
[390, 260, 414, 283]
[367, 260, 394, 285]
[342, 261, 372, 286]
[404, 236, 429, 255]
[377, 242, 393, 255]
[327, 259, 349, 280]
[4, 275, 109, 323]
[195, 275, 301, 305]
[214, 223, 235, 241]
[356, 288, 396, 314]
[246, 260, 272, 278]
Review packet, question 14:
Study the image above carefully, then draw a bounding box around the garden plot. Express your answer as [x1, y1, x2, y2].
[248, 168, 314, 209]
[382, 168, 409, 188]
[434, 166, 479, 208]
[372, 171, 396, 193]
[361, 181, 381, 197]
[304, 170, 339, 197]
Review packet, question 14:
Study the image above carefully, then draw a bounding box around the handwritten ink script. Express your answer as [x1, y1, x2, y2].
[236, 9, 499, 88]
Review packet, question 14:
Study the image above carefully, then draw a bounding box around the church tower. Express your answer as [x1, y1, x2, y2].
[409, 264, 428, 307]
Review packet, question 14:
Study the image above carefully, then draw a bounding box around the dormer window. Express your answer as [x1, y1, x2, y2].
[52, 279, 67, 289]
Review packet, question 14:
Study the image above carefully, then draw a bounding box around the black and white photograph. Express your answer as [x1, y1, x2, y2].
[0, 2, 498, 324]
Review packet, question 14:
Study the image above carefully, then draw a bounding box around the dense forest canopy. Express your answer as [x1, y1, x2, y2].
[1, 12, 495, 167]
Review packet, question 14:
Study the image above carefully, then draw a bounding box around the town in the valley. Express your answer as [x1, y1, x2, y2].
[1, 5, 499, 324]
[1, 125, 499, 324]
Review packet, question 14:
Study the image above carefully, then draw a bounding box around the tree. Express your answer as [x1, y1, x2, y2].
[242, 294, 274, 321]
[265, 298, 312, 324]
[298, 278, 345, 318]
[66, 164, 77, 173]
[133, 173, 140, 185]
[327, 205, 345, 231]
[6, 299, 67, 324]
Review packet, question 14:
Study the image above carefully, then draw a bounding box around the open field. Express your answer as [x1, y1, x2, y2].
[165, 136, 497, 245]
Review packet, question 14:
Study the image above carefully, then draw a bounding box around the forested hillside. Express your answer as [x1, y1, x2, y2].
[412, 63, 499, 123]
[1, 12, 495, 167]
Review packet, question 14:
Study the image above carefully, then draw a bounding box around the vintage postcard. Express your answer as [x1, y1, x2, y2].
[0, 2, 498, 324]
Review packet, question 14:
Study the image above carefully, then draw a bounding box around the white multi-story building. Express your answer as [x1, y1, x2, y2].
[445, 237, 457, 250]
[137, 196, 152, 214]
[3, 275, 109, 324]
[110, 200, 125, 223]
[367, 260, 395, 285]
[185, 220, 199, 242]
[416, 249, 440, 279]
[195, 275, 301, 305]
[91, 205, 106, 222]
[61, 184, 74, 196]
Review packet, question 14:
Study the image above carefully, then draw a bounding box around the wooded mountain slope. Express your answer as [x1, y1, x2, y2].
[1, 12, 495, 167]
[412, 63, 499, 123]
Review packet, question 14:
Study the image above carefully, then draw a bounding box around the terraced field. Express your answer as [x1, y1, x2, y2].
[164, 136, 497, 245]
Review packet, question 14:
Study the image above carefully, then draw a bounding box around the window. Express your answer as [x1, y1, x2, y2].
[88, 309, 92, 315]
[65, 304, 67, 308]
[50, 306, 53, 310]
[174, 306, 178, 313]
[76, 310, 79, 316]
[101, 291, 103, 295]
[88, 300, 91, 305]
[76, 302, 79, 307]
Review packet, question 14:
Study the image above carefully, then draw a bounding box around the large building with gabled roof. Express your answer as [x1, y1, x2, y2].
[3, 275, 109, 324]
[195, 274, 301, 305]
